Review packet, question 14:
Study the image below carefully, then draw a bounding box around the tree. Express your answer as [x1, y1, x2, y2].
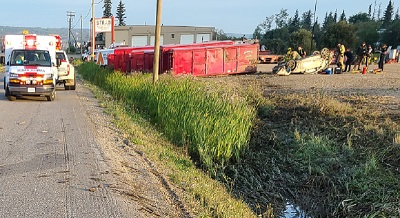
[253, 25, 263, 41]
[354, 21, 381, 48]
[349, 13, 371, 23]
[102, 0, 112, 18]
[381, 19, 400, 46]
[340, 10, 346, 22]
[322, 12, 336, 29]
[382, 0, 394, 28]
[290, 29, 314, 53]
[301, 10, 313, 31]
[288, 10, 300, 33]
[275, 9, 289, 29]
[259, 15, 275, 33]
[368, 4, 372, 18]
[321, 21, 357, 49]
[116, 0, 126, 26]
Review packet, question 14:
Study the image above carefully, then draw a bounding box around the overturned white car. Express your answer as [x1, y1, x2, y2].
[273, 48, 332, 75]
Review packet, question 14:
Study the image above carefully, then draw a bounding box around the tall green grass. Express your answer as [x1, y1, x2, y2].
[78, 62, 255, 172]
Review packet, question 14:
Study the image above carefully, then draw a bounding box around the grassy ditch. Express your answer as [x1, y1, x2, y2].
[78, 62, 400, 217]
[227, 91, 400, 217]
[78, 62, 256, 217]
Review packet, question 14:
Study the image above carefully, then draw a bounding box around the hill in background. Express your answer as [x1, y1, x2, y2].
[0, 26, 90, 48]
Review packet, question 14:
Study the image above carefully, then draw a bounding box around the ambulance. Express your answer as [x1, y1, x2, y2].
[3, 34, 58, 101]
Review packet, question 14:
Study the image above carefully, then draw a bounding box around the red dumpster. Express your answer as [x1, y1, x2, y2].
[170, 43, 258, 76]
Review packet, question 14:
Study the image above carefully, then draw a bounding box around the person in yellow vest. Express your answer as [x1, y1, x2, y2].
[337, 42, 345, 71]
[284, 47, 292, 62]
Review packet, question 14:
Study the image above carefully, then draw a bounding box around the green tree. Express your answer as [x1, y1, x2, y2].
[288, 10, 300, 33]
[102, 0, 112, 18]
[349, 13, 371, 23]
[340, 10, 346, 22]
[253, 25, 263, 41]
[290, 28, 315, 53]
[301, 10, 313, 31]
[259, 15, 275, 33]
[368, 4, 372, 18]
[323, 12, 336, 29]
[354, 21, 381, 48]
[321, 21, 357, 49]
[381, 19, 400, 46]
[382, 0, 394, 28]
[264, 27, 290, 54]
[275, 9, 289, 29]
[116, 0, 126, 26]
[395, 8, 400, 20]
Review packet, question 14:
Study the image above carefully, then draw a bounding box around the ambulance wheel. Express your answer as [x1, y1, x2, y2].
[46, 91, 55, 101]
[5, 87, 16, 101]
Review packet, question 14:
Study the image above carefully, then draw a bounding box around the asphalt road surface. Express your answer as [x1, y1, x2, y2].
[0, 73, 181, 217]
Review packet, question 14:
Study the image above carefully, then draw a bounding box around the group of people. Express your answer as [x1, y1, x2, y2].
[337, 42, 388, 72]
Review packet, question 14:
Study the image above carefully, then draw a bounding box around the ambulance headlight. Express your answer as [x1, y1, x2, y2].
[44, 74, 53, 79]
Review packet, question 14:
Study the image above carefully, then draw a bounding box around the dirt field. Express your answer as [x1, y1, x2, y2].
[255, 63, 400, 98]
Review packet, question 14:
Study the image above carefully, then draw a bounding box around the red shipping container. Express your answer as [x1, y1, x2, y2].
[160, 41, 235, 73]
[170, 43, 258, 76]
[114, 46, 153, 72]
[107, 53, 115, 68]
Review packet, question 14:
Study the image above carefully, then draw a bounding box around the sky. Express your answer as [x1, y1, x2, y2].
[0, 0, 396, 35]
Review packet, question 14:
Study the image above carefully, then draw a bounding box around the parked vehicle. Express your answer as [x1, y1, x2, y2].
[258, 50, 284, 64]
[3, 34, 58, 101]
[56, 50, 76, 90]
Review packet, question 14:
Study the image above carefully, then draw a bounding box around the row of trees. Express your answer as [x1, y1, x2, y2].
[103, 0, 127, 26]
[215, 0, 399, 55]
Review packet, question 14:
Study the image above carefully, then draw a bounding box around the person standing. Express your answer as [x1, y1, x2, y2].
[378, 44, 388, 71]
[344, 48, 355, 72]
[366, 45, 373, 68]
[337, 43, 346, 71]
[354, 42, 367, 70]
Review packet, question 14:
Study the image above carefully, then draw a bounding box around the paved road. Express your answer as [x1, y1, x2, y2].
[0, 73, 138, 217]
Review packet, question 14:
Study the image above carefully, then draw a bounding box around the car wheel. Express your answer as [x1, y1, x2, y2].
[286, 59, 297, 71]
[320, 48, 330, 59]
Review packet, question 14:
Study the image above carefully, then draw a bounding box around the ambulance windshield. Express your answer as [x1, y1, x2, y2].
[10, 50, 51, 67]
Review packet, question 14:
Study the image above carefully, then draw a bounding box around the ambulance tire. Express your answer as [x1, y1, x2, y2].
[5, 87, 16, 101]
[46, 91, 56, 101]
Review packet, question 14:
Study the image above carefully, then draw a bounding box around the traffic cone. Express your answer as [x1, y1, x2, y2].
[362, 66, 367, 74]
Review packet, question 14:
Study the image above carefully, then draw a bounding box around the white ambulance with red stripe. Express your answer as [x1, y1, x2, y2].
[3, 34, 58, 101]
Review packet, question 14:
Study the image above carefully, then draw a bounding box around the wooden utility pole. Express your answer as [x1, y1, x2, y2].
[91, 0, 95, 61]
[80, 14, 83, 55]
[152, 0, 162, 84]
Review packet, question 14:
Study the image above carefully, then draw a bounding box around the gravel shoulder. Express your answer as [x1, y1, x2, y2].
[76, 77, 184, 217]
